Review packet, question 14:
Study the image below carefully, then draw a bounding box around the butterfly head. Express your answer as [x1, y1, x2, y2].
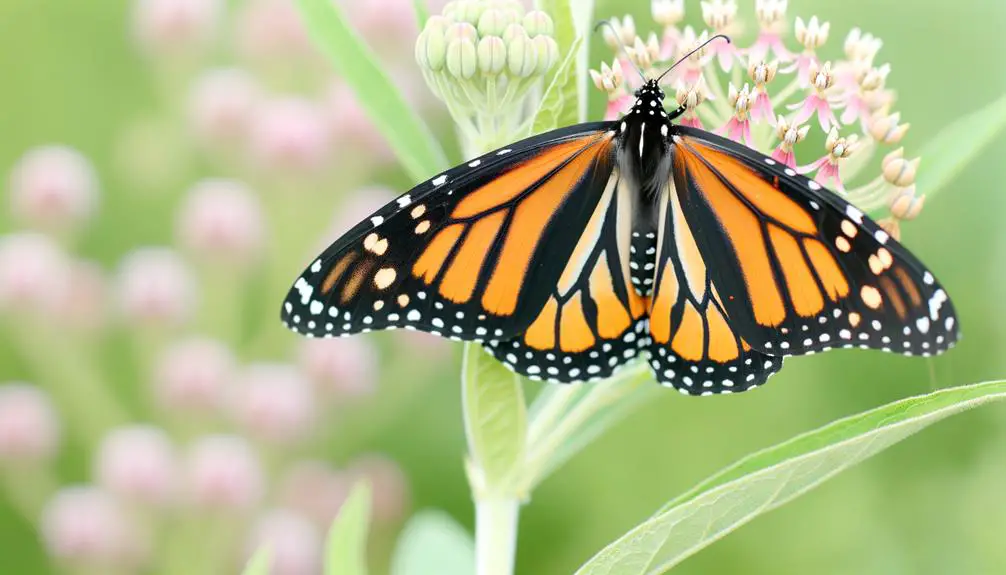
[633, 79, 666, 105]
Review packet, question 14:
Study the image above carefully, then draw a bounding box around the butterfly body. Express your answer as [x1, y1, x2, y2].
[282, 79, 958, 395]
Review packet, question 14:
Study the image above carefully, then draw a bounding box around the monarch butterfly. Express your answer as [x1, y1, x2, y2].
[281, 37, 958, 396]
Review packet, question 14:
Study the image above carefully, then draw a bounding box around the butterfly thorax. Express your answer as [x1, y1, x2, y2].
[617, 81, 674, 202]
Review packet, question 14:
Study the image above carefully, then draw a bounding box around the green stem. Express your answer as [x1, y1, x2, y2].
[474, 496, 520, 575]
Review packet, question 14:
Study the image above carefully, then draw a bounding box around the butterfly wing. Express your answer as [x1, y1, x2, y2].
[281, 123, 619, 342]
[668, 126, 959, 357]
[645, 179, 783, 395]
[484, 167, 650, 382]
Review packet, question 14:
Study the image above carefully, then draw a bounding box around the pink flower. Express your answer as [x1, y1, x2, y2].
[0, 383, 59, 463]
[229, 363, 316, 444]
[235, 0, 316, 64]
[8, 146, 99, 231]
[673, 78, 708, 130]
[323, 82, 394, 164]
[54, 260, 108, 331]
[298, 338, 379, 401]
[787, 62, 840, 133]
[0, 233, 71, 315]
[132, 0, 221, 56]
[153, 337, 235, 414]
[278, 461, 352, 527]
[41, 486, 146, 568]
[250, 98, 332, 174]
[187, 68, 261, 149]
[782, 16, 830, 86]
[718, 83, 754, 147]
[700, 0, 742, 71]
[798, 128, 858, 194]
[183, 435, 264, 511]
[747, 0, 793, 62]
[651, 0, 685, 58]
[115, 247, 197, 327]
[95, 425, 177, 506]
[770, 117, 810, 169]
[245, 510, 322, 575]
[176, 179, 266, 265]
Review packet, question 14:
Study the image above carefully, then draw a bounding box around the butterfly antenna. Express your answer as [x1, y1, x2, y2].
[593, 20, 647, 82]
[655, 34, 731, 84]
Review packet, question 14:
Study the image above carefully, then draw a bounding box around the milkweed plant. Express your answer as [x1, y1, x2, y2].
[1, 1, 1005, 574]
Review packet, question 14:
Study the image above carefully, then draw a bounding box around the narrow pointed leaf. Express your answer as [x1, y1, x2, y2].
[568, 0, 595, 121]
[296, 0, 449, 182]
[916, 94, 1006, 200]
[530, 37, 584, 136]
[390, 510, 475, 575]
[461, 343, 527, 490]
[326, 481, 372, 575]
[576, 380, 1006, 575]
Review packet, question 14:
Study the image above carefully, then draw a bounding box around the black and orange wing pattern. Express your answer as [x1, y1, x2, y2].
[668, 127, 959, 359]
[645, 178, 782, 395]
[484, 169, 650, 382]
[281, 123, 618, 343]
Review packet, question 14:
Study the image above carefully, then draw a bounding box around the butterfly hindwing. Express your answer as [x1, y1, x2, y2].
[484, 168, 650, 381]
[282, 123, 618, 342]
[668, 127, 959, 358]
[646, 180, 782, 395]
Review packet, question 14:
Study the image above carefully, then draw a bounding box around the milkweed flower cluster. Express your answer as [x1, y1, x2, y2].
[416, 1, 560, 152]
[592, 0, 925, 240]
[0, 0, 441, 573]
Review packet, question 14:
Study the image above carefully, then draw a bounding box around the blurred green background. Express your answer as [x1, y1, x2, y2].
[2, 0, 1006, 573]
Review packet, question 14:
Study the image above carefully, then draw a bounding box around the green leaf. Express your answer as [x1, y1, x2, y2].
[296, 0, 449, 182]
[529, 37, 584, 136]
[575, 380, 1006, 575]
[568, 0, 595, 122]
[461, 343, 527, 491]
[325, 481, 372, 575]
[412, 0, 429, 29]
[390, 510, 475, 575]
[916, 94, 1006, 201]
[241, 547, 272, 575]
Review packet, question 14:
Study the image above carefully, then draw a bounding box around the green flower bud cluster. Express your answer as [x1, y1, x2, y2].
[415, 1, 561, 153]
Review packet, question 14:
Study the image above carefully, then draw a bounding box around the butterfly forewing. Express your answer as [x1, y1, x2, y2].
[281, 123, 618, 342]
[669, 127, 960, 358]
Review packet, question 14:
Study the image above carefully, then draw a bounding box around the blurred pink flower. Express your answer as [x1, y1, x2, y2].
[95, 425, 177, 506]
[153, 336, 236, 414]
[188, 68, 262, 149]
[347, 453, 410, 523]
[298, 338, 378, 400]
[132, 0, 222, 56]
[41, 486, 146, 568]
[250, 98, 332, 173]
[322, 82, 394, 164]
[183, 434, 264, 511]
[235, 0, 317, 64]
[245, 509, 322, 575]
[54, 260, 108, 331]
[277, 461, 352, 528]
[0, 383, 60, 463]
[0, 232, 71, 315]
[115, 247, 197, 327]
[176, 179, 266, 265]
[229, 363, 316, 444]
[8, 146, 99, 231]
